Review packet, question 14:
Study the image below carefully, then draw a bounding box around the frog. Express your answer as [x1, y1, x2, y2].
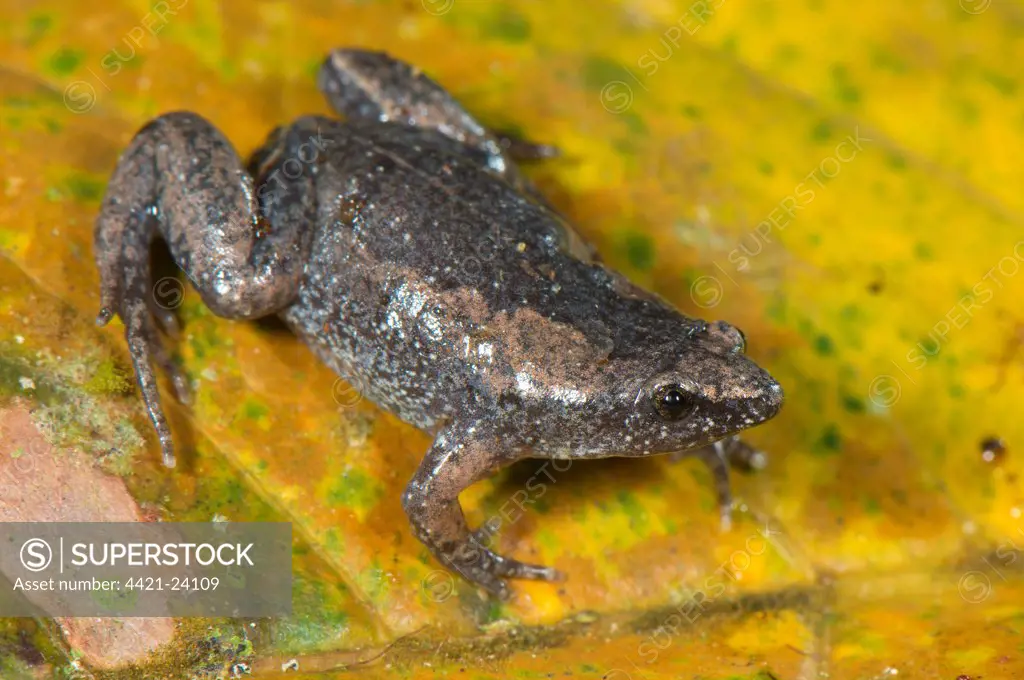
[94, 48, 784, 599]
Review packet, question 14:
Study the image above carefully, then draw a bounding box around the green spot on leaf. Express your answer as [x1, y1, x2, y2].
[813, 424, 842, 456]
[83, 360, 132, 395]
[871, 47, 907, 74]
[581, 56, 630, 92]
[829, 63, 861, 104]
[276, 576, 352, 652]
[616, 490, 647, 527]
[983, 71, 1017, 97]
[62, 172, 105, 203]
[886, 153, 906, 170]
[482, 6, 531, 42]
[620, 110, 647, 136]
[327, 469, 383, 512]
[243, 399, 269, 421]
[48, 48, 83, 76]
[4, 96, 37, 109]
[814, 334, 834, 356]
[624, 232, 655, 270]
[811, 120, 833, 142]
[841, 393, 865, 413]
[863, 497, 881, 515]
[27, 13, 53, 45]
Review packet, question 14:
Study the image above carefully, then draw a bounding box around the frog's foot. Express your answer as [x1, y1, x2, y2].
[96, 225, 188, 467]
[446, 536, 564, 600]
[670, 435, 766, 472]
[148, 299, 182, 340]
[404, 423, 564, 599]
[717, 434, 768, 473]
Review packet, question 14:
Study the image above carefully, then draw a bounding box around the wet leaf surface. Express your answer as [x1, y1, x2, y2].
[1, 0, 1023, 677]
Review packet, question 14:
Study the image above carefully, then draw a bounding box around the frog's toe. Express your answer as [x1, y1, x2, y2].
[490, 555, 564, 583]
[448, 543, 562, 598]
[448, 553, 511, 600]
[113, 231, 181, 467]
[123, 309, 178, 467]
[148, 299, 182, 339]
[465, 528, 562, 581]
[146, 324, 191, 405]
[95, 306, 116, 327]
[495, 131, 560, 161]
[479, 574, 512, 601]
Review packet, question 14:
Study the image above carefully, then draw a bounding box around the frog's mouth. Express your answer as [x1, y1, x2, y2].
[742, 377, 785, 423]
[709, 375, 784, 429]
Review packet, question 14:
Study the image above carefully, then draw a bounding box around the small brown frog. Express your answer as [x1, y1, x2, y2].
[94, 49, 783, 598]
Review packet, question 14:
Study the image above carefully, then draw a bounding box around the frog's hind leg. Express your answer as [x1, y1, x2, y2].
[317, 49, 558, 178]
[95, 112, 316, 467]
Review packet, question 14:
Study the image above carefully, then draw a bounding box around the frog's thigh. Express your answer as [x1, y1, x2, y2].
[97, 111, 314, 321]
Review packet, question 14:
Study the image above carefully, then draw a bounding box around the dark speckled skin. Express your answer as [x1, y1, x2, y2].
[95, 49, 783, 598]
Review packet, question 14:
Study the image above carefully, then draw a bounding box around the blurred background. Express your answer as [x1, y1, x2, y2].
[0, 0, 1022, 677]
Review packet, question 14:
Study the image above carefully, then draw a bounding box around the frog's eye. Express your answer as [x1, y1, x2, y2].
[733, 327, 747, 354]
[652, 384, 696, 420]
[704, 320, 746, 354]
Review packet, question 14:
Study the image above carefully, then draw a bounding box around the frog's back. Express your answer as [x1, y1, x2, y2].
[279, 117, 703, 428]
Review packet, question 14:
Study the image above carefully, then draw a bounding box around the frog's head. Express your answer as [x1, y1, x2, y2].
[567, 320, 783, 458]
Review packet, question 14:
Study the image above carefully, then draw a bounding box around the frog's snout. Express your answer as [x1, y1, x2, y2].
[743, 371, 783, 424]
[721, 350, 784, 422]
[759, 377, 784, 419]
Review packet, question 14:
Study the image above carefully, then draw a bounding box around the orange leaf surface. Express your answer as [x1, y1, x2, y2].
[1, 1, 1022, 677]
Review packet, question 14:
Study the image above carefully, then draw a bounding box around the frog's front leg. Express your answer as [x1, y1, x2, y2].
[403, 422, 564, 599]
[678, 435, 768, 531]
[695, 442, 734, 532]
[94, 112, 315, 467]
